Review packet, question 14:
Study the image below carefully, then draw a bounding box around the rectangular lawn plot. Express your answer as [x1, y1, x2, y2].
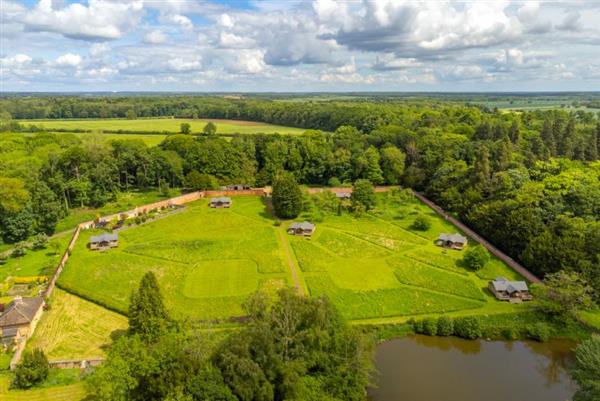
[183, 260, 259, 298]
[322, 215, 427, 245]
[403, 248, 467, 275]
[306, 275, 484, 320]
[387, 257, 485, 301]
[315, 229, 390, 259]
[290, 239, 336, 272]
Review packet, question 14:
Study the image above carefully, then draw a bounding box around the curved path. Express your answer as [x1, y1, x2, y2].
[413, 191, 541, 284]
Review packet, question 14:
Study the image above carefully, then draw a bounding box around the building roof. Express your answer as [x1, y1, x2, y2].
[0, 297, 44, 328]
[490, 277, 529, 293]
[335, 192, 352, 198]
[210, 197, 232, 203]
[90, 233, 118, 243]
[290, 221, 315, 231]
[438, 233, 468, 244]
[2, 326, 19, 338]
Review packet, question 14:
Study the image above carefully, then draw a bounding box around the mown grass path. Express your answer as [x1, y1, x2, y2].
[277, 227, 307, 296]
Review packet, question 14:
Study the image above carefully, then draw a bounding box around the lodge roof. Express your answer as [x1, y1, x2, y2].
[335, 192, 352, 199]
[210, 197, 232, 203]
[290, 221, 315, 231]
[90, 233, 118, 244]
[0, 297, 43, 328]
[490, 277, 529, 293]
[438, 233, 468, 244]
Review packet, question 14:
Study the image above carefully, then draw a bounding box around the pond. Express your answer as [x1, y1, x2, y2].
[368, 335, 577, 401]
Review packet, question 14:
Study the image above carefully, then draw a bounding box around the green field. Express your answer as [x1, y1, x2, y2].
[21, 118, 307, 136]
[57, 193, 525, 323]
[0, 374, 84, 401]
[27, 289, 127, 361]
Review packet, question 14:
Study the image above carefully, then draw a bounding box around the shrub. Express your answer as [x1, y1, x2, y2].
[454, 316, 482, 339]
[527, 322, 551, 342]
[462, 245, 490, 271]
[12, 349, 49, 389]
[412, 319, 424, 334]
[32, 233, 49, 250]
[502, 326, 519, 340]
[0, 254, 7, 265]
[437, 316, 454, 336]
[411, 214, 431, 231]
[11, 242, 27, 258]
[422, 318, 438, 336]
[328, 177, 341, 187]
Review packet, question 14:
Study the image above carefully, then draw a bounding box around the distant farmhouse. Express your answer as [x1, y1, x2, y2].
[288, 222, 316, 237]
[0, 297, 44, 349]
[210, 197, 232, 208]
[89, 233, 119, 251]
[436, 233, 468, 250]
[489, 277, 532, 303]
[335, 192, 352, 200]
[221, 184, 251, 191]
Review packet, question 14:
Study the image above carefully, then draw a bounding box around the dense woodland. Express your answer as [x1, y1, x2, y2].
[0, 96, 599, 299]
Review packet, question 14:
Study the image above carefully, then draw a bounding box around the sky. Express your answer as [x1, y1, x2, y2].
[1, 0, 600, 92]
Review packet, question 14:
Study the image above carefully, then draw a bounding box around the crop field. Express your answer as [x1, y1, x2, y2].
[56, 192, 525, 324]
[58, 196, 291, 320]
[21, 118, 307, 136]
[27, 289, 127, 361]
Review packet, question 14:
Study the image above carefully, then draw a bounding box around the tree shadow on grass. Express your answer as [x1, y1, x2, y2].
[259, 196, 277, 221]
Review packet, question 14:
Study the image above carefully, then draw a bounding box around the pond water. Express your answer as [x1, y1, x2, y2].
[368, 335, 577, 401]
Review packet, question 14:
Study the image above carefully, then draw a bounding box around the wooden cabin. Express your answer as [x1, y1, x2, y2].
[436, 233, 468, 250]
[287, 222, 316, 237]
[210, 197, 232, 208]
[489, 277, 532, 303]
[89, 233, 119, 251]
[0, 297, 44, 349]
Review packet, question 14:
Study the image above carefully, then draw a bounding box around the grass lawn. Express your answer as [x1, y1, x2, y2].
[0, 373, 85, 401]
[58, 191, 527, 324]
[27, 289, 127, 361]
[0, 233, 72, 282]
[59, 196, 291, 320]
[21, 118, 306, 136]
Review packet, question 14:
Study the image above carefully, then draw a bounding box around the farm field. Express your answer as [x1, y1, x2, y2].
[21, 118, 307, 136]
[27, 289, 128, 361]
[57, 192, 527, 324]
[19, 131, 168, 146]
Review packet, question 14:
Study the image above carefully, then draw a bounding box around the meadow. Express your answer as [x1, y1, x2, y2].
[21, 118, 307, 136]
[56, 192, 526, 325]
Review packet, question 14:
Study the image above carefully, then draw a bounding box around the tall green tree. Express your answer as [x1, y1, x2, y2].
[129, 271, 171, 342]
[472, 145, 491, 190]
[352, 179, 376, 211]
[380, 146, 406, 184]
[12, 349, 49, 389]
[272, 172, 303, 219]
[203, 122, 217, 135]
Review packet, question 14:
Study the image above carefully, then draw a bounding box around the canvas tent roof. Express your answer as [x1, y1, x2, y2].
[0, 297, 43, 328]
[210, 197, 232, 203]
[290, 221, 315, 231]
[90, 233, 118, 243]
[438, 233, 468, 244]
[490, 277, 529, 293]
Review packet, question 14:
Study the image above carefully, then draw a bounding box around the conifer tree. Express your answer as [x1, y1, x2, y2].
[540, 119, 556, 156]
[473, 145, 491, 190]
[129, 271, 170, 342]
[272, 172, 303, 219]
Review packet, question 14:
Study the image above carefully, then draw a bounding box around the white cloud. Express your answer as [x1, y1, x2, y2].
[55, 53, 82, 67]
[165, 14, 193, 30]
[145, 30, 168, 44]
[21, 0, 144, 40]
[167, 57, 202, 72]
[223, 50, 267, 74]
[90, 43, 110, 57]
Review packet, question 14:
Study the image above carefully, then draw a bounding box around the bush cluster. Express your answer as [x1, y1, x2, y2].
[411, 316, 482, 339]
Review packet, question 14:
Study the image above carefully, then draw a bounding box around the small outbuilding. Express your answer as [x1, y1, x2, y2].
[210, 197, 232, 208]
[436, 233, 468, 250]
[0, 296, 44, 348]
[489, 277, 532, 303]
[89, 233, 119, 250]
[287, 222, 316, 237]
[335, 192, 352, 200]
